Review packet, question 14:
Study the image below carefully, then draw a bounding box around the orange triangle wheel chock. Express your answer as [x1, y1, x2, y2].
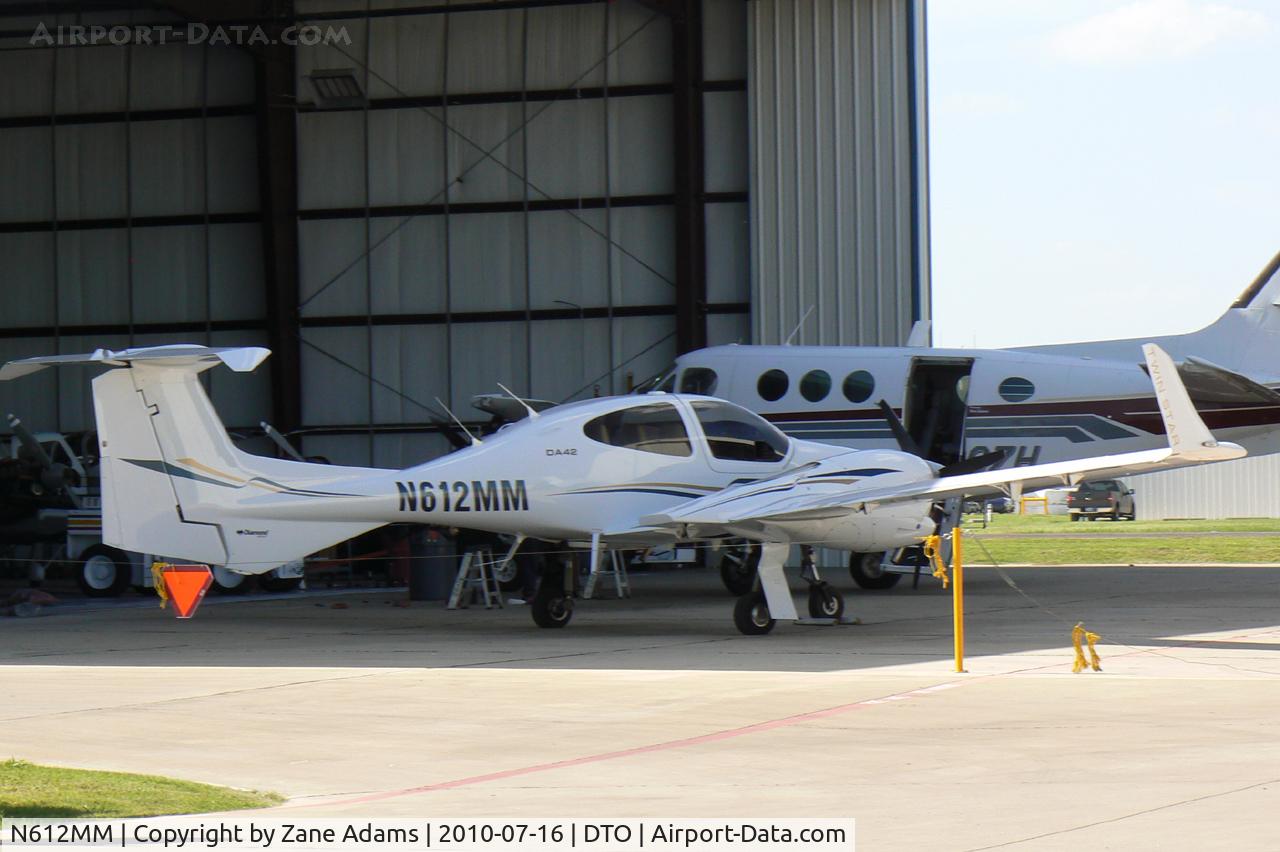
[158, 564, 214, 619]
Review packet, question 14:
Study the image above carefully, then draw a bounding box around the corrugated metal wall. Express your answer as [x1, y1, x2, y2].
[1129, 455, 1280, 520]
[0, 0, 928, 473]
[293, 0, 751, 466]
[0, 10, 269, 435]
[748, 0, 928, 346]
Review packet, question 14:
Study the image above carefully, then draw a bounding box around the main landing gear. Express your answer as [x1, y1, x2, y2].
[731, 544, 850, 636]
[531, 554, 576, 628]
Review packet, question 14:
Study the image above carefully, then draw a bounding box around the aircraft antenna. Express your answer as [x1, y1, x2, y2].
[496, 382, 541, 420]
[260, 421, 306, 462]
[783, 305, 815, 346]
[434, 397, 483, 445]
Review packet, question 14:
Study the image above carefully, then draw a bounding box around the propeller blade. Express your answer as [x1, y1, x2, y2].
[876, 400, 926, 458]
[427, 414, 471, 450]
[937, 448, 1009, 477]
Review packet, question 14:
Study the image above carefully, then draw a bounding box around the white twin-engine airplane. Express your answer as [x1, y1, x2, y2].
[0, 343, 1245, 634]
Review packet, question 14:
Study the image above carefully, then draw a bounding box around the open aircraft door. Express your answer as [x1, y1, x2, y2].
[902, 357, 974, 466]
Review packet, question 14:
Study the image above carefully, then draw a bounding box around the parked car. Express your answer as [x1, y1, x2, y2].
[963, 496, 1015, 514]
[1067, 479, 1136, 521]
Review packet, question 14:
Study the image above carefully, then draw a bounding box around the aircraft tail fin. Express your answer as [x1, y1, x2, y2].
[2, 346, 386, 573]
[1228, 250, 1280, 311]
[1013, 250, 1280, 382]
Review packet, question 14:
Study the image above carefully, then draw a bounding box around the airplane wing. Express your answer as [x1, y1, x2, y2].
[639, 344, 1246, 532]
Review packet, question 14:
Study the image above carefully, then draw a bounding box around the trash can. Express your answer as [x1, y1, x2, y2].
[408, 528, 455, 601]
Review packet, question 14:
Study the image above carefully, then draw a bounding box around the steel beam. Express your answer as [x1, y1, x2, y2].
[670, 0, 706, 355]
[157, 0, 303, 432]
[255, 32, 303, 434]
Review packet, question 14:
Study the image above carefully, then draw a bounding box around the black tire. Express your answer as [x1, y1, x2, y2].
[807, 583, 845, 619]
[1070, 514, 1080, 522]
[257, 575, 304, 593]
[76, 544, 131, 598]
[733, 591, 775, 635]
[531, 588, 573, 628]
[849, 552, 900, 590]
[718, 541, 761, 595]
[210, 566, 251, 595]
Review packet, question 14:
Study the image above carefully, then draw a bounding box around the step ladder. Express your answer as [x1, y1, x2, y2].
[447, 548, 503, 609]
[583, 549, 631, 600]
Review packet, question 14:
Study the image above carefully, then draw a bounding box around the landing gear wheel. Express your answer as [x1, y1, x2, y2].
[850, 552, 900, 590]
[807, 583, 845, 619]
[531, 589, 573, 628]
[257, 576, 303, 593]
[210, 566, 250, 595]
[733, 591, 776, 635]
[718, 541, 761, 595]
[76, 545, 131, 598]
[493, 554, 522, 592]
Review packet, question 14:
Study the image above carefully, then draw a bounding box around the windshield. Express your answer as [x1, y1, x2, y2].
[633, 364, 677, 394]
[679, 367, 718, 395]
[690, 400, 790, 462]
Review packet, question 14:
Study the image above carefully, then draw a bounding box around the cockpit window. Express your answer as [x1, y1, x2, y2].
[690, 400, 789, 463]
[633, 364, 677, 394]
[583, 402, 692, 457]
[679, 367, 718, 395]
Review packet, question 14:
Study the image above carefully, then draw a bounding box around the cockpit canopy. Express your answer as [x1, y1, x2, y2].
[582, 398, 789, 463]
[582, 403, 692, 457]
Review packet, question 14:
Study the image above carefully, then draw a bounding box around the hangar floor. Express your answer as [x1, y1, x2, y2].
[3, 565, 1280, 850]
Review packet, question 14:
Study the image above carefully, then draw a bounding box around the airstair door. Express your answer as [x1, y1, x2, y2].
[902, 358, 974, 466]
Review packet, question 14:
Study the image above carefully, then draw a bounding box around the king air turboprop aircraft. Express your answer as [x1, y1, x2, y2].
[650, 251, 1280, 470]
[0, 343, 1244, 634]
[644, 251, 1280, 588]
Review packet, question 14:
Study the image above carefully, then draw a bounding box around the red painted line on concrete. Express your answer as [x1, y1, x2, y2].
[278, 625, 1280, 812]
[283, 680, 966, 810]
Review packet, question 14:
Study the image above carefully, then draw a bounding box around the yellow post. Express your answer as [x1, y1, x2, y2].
[953, 527, 966, 673]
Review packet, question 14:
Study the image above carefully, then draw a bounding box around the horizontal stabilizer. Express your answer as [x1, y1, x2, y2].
[0, 345, 269, 381]
[1175, 357, 1280, 405]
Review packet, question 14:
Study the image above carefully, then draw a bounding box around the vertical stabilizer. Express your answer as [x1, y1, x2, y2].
[3, 346, 390, 572]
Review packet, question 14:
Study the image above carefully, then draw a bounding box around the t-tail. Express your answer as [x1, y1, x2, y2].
[0, 346, 390, 574]
[1016, 249, 1280, 384]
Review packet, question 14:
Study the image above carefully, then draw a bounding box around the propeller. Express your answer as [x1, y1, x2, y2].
[876, 400, 926, 458]
[429, 413, 473, 451]
[7, 414, 79, 502]
[937, 448, 1009, 477]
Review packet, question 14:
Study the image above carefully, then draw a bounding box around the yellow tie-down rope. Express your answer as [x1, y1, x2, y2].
[1072, 622, 1103, 673]
[921, 534, 950, 589]
[151, 561, 170, 610]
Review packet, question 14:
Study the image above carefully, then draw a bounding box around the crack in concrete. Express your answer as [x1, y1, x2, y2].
[964, 777, 1280, 851]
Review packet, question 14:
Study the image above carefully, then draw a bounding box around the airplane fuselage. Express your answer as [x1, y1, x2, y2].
[657, 344, 1280, 469]
[191, 394, 937, 556]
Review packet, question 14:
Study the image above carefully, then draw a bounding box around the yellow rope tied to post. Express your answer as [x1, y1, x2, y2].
[1072, 622, 1102, 672]
[921, 534, 949, 589]
[151, 562, 170, 610]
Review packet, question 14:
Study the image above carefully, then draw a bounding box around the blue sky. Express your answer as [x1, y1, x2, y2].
[928, 0, 1280, 348]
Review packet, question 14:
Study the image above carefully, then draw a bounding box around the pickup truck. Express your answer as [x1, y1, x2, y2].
[1067, 479, 1136, 521]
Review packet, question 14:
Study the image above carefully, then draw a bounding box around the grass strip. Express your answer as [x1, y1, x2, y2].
[0, 759, 282, 818]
